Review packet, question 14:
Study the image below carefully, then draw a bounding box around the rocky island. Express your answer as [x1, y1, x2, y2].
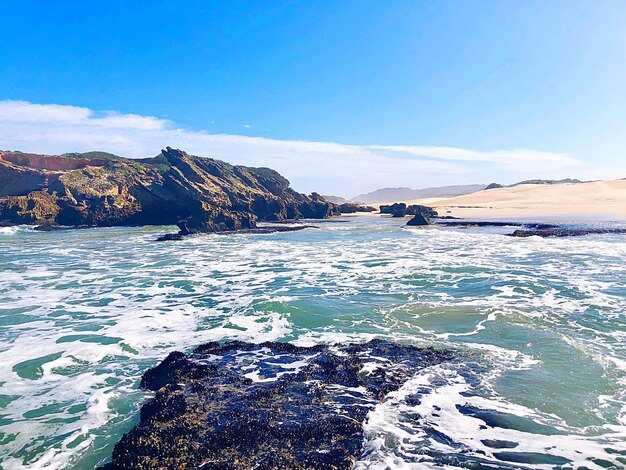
[0, 147, 341, 234]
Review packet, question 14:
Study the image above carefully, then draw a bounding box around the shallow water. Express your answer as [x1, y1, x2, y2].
[0, 216, 625, 469]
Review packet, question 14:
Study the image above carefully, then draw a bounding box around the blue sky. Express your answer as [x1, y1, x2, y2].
[1, 1, 625, 196]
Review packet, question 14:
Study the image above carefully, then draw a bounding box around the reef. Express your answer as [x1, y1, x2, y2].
[155, 224, 318, 241]
[100, 340, 453, 470]
[432, 220, 626, 238]
[0, 148, 338, 233]
[438, 221, 558, 229]
[509, 228, 626, 238]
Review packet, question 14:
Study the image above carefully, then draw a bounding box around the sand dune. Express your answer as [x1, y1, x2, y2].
[383, 179, 626, 218]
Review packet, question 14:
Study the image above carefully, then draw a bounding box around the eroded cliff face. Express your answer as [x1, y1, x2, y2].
[0, 148, 338, 232]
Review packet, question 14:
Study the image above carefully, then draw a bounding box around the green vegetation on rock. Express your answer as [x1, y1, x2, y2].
[0, 147, 338, 233]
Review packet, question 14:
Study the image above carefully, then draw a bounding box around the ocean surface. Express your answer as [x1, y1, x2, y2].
[0, 216, 625, 469]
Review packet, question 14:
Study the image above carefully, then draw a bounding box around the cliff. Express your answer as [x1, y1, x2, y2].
[0, 147, 338, 233]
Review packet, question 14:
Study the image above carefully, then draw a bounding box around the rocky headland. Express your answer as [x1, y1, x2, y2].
[100, 340, 454, 469]
[0, 148, 340, 234]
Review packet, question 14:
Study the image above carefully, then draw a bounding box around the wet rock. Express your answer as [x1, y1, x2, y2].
[32, 221, 64, 231]
[406, 212, 432, 226]
[155, 233, 185, 241]
[439, 221, 558, 229]
[156, 225, 317, 241]
[220, 225, 318, 234]
[101, 340, 453, 470]
[509, 228, 626, 238]
[33, 222, 93, 231]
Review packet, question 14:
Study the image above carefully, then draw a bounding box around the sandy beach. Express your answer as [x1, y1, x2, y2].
[378, 179, 626, 218]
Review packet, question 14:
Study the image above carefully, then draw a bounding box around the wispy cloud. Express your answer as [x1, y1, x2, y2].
[0, 100, 582, 196]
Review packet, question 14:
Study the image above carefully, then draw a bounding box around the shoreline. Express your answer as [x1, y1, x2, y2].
[370, 179, 626, 219]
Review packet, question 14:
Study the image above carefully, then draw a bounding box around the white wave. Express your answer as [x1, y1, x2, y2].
[357, 363, 626, 469]
[0, 225, 33, 235]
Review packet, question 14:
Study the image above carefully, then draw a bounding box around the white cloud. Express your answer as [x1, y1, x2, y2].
[0, 100, 584, 197]
[0, 100, 168, 129]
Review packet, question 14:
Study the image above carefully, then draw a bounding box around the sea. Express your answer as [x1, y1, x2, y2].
[0, 215, 625, 469]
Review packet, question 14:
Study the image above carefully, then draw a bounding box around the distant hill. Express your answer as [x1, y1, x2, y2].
[350, 184, 486, 204]
[484, 179, 587, 189]
[510, 178, 584, 186]
[322, 195, 347, 204]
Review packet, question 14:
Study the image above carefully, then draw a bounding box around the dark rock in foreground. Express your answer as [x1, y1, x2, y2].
[101, 340, 453, 470]
[509, 228, 626, 238]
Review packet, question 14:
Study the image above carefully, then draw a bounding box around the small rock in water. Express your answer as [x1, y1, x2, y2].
[33, 222, 93, 231]
[156, 224, 317, 241]
[101, 340, 453, 470]
[155, 233, 185, 241]
[406, 212, 432, 226]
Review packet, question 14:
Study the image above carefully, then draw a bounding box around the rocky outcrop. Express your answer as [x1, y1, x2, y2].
[335, 202, 376, 213]
[379, 203, 438, 218]
[0, 148, 338, 233]
[379, 202, 408, 217]
[101, 340, 453, 470]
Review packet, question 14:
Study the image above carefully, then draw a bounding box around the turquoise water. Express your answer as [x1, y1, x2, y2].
[0, 216, 625, 469]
